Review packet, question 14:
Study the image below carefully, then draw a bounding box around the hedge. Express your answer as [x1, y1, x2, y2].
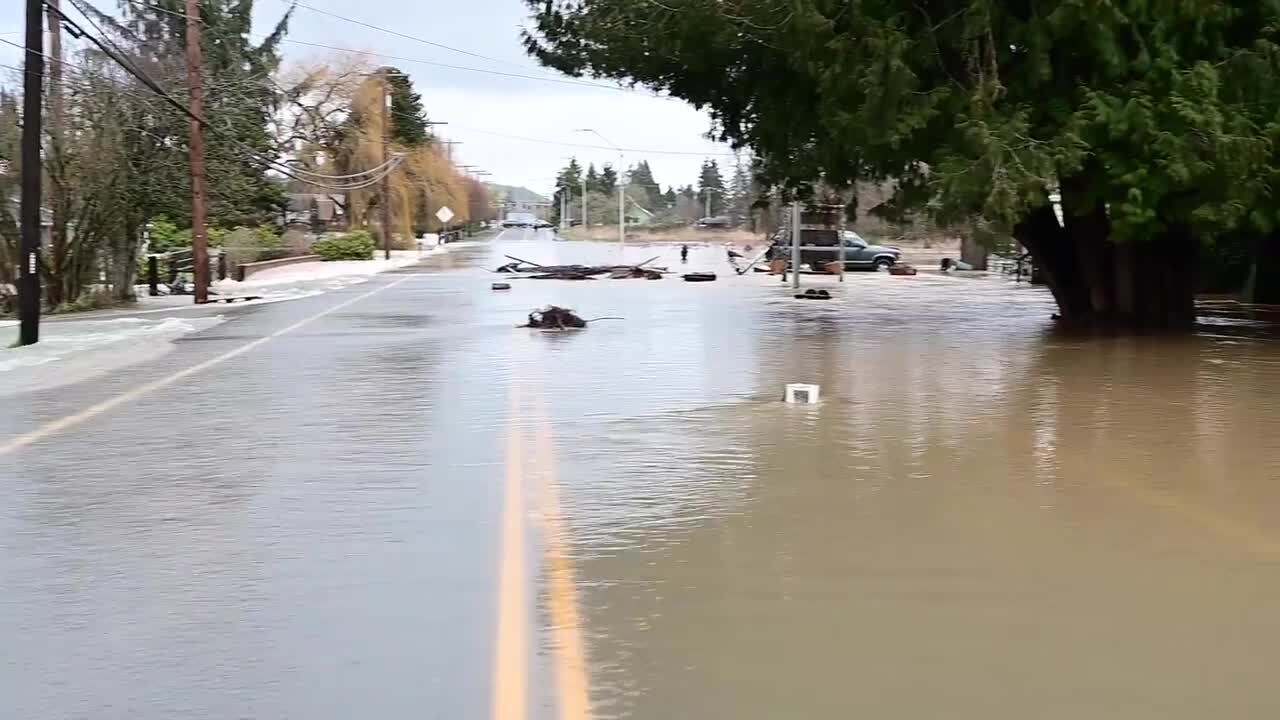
[313, 230, 375, 261]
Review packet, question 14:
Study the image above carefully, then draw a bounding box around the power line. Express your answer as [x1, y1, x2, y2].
[284, 0, 576, 79]
[42, 0, 404, 191]
[447, 124, 738, 157]
[118, 0, 199, 22]
[278, 38, 637, 93]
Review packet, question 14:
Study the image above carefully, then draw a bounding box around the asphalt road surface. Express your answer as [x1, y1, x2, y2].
[4, 229, 1280, 719]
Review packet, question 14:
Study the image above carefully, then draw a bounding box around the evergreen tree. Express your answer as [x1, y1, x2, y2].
[553, 158, 583, 223]
[584, 164, 601, 193]
[662, 186, 677, 208]
[525, 0, 1280, 328]
[675, 185, 700, 223]
[727, 155, 756, 227]
[112, 0, 292, 227]
[599, 163, 618, 191]
[627, 160, 659, 207]
[383, 67, 430, 146]
[697, 160, 727, 217]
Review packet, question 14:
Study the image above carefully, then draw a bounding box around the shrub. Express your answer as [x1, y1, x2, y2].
[313, 230, 375, 261]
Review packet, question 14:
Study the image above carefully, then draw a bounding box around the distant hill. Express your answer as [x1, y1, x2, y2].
[486, 183, 551, 206]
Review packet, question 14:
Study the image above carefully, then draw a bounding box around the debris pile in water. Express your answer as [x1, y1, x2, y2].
[521, 306, 588, 329]
[495, 255, 666, 280]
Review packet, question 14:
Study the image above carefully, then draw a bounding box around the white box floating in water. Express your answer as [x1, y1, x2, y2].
[784, 383, 821, 404]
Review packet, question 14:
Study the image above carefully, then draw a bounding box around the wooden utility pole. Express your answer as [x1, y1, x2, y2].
[46, 1, 63, 172]
[45, 0, 68, 306]
[185, 0, 210, 303]
[17, 0, 44, 345]
[379, 69, 392, 260]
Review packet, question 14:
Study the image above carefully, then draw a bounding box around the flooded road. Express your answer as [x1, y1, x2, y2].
[3, 230, 1280, 718]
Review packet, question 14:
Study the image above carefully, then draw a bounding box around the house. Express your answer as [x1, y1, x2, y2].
[5, 195, 53, 246]
[625, 200, 656, 226]
[284, 193, 346, 230]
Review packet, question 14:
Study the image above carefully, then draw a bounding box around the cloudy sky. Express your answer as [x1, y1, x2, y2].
[1, 0, 737, 196]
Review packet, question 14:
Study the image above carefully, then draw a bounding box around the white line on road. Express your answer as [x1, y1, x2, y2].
[0, 275, 416, 458]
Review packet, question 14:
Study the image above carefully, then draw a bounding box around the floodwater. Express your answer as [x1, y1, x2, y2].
[3, 231, 1280, 718]
[500, 237, 1280, 719]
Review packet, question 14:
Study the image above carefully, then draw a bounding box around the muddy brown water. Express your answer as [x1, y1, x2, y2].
[510, 238, 1280, 719]
[2, 233, 1278, 718]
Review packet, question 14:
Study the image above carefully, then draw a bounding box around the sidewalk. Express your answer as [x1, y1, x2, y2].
[213, 248, 437, 294]
[1, 243, 459, 394]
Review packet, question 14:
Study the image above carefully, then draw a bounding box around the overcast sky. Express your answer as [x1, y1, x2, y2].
[1, 0, 737, 196]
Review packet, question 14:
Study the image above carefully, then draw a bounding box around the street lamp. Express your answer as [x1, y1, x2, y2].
[574, 128, 625, 244]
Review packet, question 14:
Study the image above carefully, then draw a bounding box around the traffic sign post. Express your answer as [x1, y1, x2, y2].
[436, 206, 455, 244]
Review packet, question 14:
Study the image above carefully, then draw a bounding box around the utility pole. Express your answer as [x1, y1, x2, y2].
[617, 163, 625, 244]
[379, 69, 392, 260]
[791, 200, 801, 291]
[705, 189, 711, 219]
[185, 0, 209, 303]
[17, 0, 44, 345]
[46, 0, 63, 164]
[581, 177, 587, 230]
[837, 202, 846, 283]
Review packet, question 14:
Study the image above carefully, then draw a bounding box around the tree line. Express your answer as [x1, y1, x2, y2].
[0, 0, 489, 313]
[525, 0, 1280, 329]
[550, 156, 757, 227]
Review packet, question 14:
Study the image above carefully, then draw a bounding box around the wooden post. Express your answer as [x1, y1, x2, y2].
[380, 70, 392, 260]
[185, 0, 209, 303]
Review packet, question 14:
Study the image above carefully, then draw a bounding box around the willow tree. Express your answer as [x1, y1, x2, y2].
[526, 0, 1280, 329]
[341, 78, 470, 243]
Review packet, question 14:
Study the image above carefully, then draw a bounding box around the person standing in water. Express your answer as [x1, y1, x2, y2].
[680, 244, 689, 263]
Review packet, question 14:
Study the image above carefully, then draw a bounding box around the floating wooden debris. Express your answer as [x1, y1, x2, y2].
[683, 272, 717, 282]
[492, 282, 512, 290]
[888, 264, 918, 276]
[495, 254, 666, 280]
[521, 306, 587, 329]
[519, 305, 624, 331]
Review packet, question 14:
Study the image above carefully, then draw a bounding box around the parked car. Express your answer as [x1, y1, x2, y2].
[771, 230, 901, 270]
[695, 216, 733, 229]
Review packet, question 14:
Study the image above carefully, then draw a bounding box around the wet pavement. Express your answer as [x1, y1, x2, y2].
[3, 229, 1280, 718]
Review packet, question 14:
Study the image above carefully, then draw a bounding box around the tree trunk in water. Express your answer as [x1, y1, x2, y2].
[1249, 231, 1280, 304]
[1014, 201, 1196, 330]
[959, 235, 988, 270]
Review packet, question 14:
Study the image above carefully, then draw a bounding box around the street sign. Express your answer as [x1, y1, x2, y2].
[435, 206, 455, 224]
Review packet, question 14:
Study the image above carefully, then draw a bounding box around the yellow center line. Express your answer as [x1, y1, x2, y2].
[492, 385, 528, 720]
[0, 275, 416, 458]
[533, 413, 592, 720]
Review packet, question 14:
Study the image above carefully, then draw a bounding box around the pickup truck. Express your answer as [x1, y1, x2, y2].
[772, 230, 902, 271]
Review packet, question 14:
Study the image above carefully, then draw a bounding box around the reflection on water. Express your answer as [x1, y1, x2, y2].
[3, 233, 1278, 718]
[506, 240, 1280, 719]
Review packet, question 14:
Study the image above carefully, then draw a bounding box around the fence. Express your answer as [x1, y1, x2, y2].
[146, 249, 227, 296]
